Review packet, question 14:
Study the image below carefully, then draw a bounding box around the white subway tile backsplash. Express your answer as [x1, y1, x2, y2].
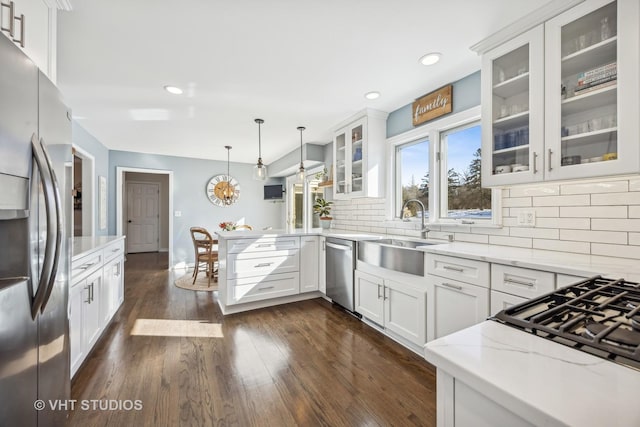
[629, 179, 640, 192]
[559, 229, 627, 245]
[453, 233, 489, 244]
[591, 192, 640, 206]
[561, 180, 628, 195]
[591, 243, 640, 260]
[591, 219, 640, 232]
[489, 235, 532, 248]
[509, 184, 559, 198]
[560, 206, 627, 218]
[502, 197, 532, 207]
[536, 217, 591, 229]
[629, 233, 640, 246]
[532, 194, 590, 207]
[471, 226, 509, 236]
[510, 227, 560, 239]
[532, 239, 590, 254]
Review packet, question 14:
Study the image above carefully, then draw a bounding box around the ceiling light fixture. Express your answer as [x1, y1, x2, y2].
[296, 126, 306, 182]
[364, 91, 380, 100]
[223, 145, 234, 205]
[252, 118, 268, 181]
[419, 52, 442, 66]
[163, 85, 183, 95]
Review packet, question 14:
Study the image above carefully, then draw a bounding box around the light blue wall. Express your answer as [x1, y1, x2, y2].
[386, 71, 481, 138]
[109, 150, 286, 267]
[72, 122, 109, 236]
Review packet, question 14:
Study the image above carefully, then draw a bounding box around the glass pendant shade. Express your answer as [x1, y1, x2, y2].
[253, 118, 268, 181]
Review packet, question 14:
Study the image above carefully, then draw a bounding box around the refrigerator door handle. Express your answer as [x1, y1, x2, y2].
[37, 138, 63, 313]
[30, 135, 58, 318]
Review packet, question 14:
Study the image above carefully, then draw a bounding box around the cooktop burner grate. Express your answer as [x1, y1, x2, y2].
[492, 276, 640, 371]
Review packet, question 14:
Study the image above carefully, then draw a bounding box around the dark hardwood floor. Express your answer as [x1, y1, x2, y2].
[70, 252, 437, 426]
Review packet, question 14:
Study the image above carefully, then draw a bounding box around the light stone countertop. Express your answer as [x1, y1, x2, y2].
[214, 228, 389, 241]
[424, 321, 640, 427]
[72, 235, 125, 261]
[418, 241, 640, 282]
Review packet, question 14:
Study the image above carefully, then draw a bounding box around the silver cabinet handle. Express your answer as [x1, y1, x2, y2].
[90, 283, 94, 303]
[443, 265, 464, 272]
[326, 242, 351, 251]
[441, 282, 463, 291]
[377, 284, 381, 299]
[84, 285, 91, 304]
[79, 262, 97, 270]
[504, 277, 535, 287]
[256, 243, 271, 248]
[112, 248, 120, 253]
[383, 286, 388, 300]
[254, 262, 274, 268]
[548, 149, 553, 171]
[12, 11, 23, 47]
[533, 152, 538, 174]
[258, 286, 274, 291]
[1, 1, 15, 36]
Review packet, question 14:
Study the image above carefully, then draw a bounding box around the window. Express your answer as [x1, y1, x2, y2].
[439, 123, 491, 220]
[396, 139, 429, 219]
[286, 166, 325, 229]
[391, 106, 497, 226]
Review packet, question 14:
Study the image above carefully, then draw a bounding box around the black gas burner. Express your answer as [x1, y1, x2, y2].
[493, 276, 640, 371]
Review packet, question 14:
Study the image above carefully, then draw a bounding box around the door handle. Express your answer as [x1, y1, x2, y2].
[128, 220, 132, 223]
[30, 135, 57, 319]
[443, 265, 464, 272]
[548, 149, 553, 171]
[0, 1, 15, 36]
[37, 138, 63, 313]
[533, 152, 538, 174]
[377, 284, 381, 299]
[441, 282, 463, 291]
[504, 277, 535, 287]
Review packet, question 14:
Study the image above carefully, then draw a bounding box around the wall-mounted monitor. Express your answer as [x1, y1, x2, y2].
[264, 184, 284, 200]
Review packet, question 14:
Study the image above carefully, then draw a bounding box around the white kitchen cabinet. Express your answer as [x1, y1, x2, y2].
[427, 275, 489, 341]
[300, 236, 319, 292]
[481, 0, 640, 186]
[355, 270, 426, 347]
[0, 0, 56, 80]
[556, 273, 588, 287]
[490, 290, 527, 316]
[318, 236, 326, 294]
[481, 25, 545, 186]
[491, 264, 555, 300]
[102, 256, 123, 323]
[70, 268, 103, 378]
[333, 109, 388, 199]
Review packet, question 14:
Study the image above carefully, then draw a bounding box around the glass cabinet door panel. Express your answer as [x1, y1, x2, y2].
[559, 1, 617, 168]
[335, 132, 347, 195]
[351, 124, 363, 193]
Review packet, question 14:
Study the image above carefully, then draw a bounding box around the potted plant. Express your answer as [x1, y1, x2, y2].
[313, 197, 333, 229]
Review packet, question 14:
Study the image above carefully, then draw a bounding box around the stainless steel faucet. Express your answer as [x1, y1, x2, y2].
[400, 198, 429, 239]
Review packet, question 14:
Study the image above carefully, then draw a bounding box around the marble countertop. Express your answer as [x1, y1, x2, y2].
[418, 242, 640, 281]
[72, 235, 125, 261]
[424, 321, 640, 427]
[215, 228, 388, 241]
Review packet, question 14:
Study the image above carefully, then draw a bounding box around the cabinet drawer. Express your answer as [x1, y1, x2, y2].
[227, 237, 299, 254]
[227, 251, 299, 279]
[72, 251, 103, 282]
[490, 290, 528, 316]
[556, 273, 588, 288]
[491, 264, 554, 299]
[229, 272, 300, 305]
[103, 239, 124, 262]
[426, 254, 490, 288]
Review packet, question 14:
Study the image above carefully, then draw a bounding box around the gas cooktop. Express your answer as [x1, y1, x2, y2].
[493, 276, 640, 371]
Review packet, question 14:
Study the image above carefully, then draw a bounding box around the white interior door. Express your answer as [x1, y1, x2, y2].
[126, 182, 159, 253]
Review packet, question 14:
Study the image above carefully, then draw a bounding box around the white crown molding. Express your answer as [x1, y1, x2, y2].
[470, 0, 584, 55]
[42, 0, 73, 11]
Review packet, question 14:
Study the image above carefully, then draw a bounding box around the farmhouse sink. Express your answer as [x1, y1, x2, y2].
[357, 238, 437, 276]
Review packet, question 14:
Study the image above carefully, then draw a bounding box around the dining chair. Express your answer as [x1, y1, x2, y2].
[236, 224, 253, 230]
[189, 226, 218, 286]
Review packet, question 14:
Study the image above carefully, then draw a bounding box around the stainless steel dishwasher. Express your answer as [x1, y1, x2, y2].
[325, 237, 357, 313]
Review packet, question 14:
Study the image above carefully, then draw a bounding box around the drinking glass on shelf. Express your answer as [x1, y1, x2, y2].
[500, 104, 508, 118]
[601, 17, 611, 41]
[578, 34, 587, 50]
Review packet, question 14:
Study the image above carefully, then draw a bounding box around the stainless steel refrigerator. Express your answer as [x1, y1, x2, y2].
[0, 34, 72, 426]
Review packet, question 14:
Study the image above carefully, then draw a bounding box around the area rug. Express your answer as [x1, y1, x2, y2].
[174, 272, 218, 292]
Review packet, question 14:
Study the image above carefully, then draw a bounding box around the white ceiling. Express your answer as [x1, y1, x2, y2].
[57, 0, 547, 165]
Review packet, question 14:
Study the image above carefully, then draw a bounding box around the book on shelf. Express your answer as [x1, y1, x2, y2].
[574, 79, 616, 95]
[578, 61, 616, 79]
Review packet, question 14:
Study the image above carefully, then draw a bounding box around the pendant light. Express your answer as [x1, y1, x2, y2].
[252, 118, 268, 180]
[296, 126, 306, 182]
[223, 145, 234, 205]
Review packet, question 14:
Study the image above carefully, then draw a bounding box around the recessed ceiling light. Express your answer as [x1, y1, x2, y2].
[419, 52, 442, 66]
[364, 91, 380, 100]
[163, 85, 183, 95]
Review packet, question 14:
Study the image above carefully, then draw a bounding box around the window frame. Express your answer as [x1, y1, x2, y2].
[386, 106, 502, 227]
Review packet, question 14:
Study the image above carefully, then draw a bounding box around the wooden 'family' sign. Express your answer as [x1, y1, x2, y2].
[412, 84, 452, 126]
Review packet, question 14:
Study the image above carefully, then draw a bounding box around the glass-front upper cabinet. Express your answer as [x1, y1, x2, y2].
[332, 109, 387, 199]
[545, 0, 639, 180]
[481, 26, 545, 186]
